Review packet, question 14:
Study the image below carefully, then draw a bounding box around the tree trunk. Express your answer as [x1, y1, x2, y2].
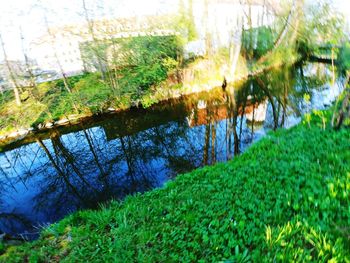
[256, 77, 278, 129]
[332, 74, 350, 129]
[20, 27, 38, 99]
[203, 123, 210, 165]
[13, 87, 21, 106]
[43, 16, 72, 93]
[331, 47, 335, 85]
[0, 33, 21, 106]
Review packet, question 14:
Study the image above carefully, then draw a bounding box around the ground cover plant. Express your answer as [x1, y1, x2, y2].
[1, 110, 349, 262]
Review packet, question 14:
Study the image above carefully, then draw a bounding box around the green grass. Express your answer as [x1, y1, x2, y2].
[1, 111, 349, 262]
[0, 75, 92, 133]
[0, 72, 161, 136]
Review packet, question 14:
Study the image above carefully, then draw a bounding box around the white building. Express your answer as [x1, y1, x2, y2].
[28, 0, 280, 75]
[29, 15, 175, 75]
[185, 0, 278, 56]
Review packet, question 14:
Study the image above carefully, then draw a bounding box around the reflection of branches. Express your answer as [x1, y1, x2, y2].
[82, 128, 107, 179]
[51, 131, 98, 190]
[118, 135, 157, 194]
[256, 77, 278, 129]
[239, 86, 249, 139]
[0, 165, 17, 192]
[3, 152, 21, 180]
[0, 212, 33, 237]
[224, 88, 241, 155]
[203, 123, 210, 164]
[152, 125, 197, 174]
[36, 138, 85, 202]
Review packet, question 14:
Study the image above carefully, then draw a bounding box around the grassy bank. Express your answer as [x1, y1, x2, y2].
[1, 110, 349, 262]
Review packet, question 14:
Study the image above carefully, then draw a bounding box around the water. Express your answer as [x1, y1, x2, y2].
[0, 62, 344, 239]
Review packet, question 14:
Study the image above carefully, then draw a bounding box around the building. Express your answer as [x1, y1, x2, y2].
[0, 59, 41, 90]
[29, 15, 175, 75]
[28, 0, 280, 76]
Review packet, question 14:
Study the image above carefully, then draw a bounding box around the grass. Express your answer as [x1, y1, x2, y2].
[0, 72, 162, 137]
[1, 110, 349, 262]
[0, 74, 102, 136]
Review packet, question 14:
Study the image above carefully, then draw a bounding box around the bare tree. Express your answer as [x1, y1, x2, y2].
[0, 33, 21, 106]
[81, 0, 107, 78]
[19, 26, 38, 99]
[43, 15, 72, 93]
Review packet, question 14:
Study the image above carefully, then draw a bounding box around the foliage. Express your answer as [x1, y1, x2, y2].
[337, 43, 350, 73]
[0, 35, 184, 134]
[54, 74, 88, 92]
[332, 84, 350, 129]
[176, 0, 197, 42]
[242, 27, 275, 59]
[73, 73, 112, 113]
[253, 47, 299, 72]
[79, 41, 109, 73]
[1, 111, 349, 261]
[297, 0, 346, 57]
[115, 35, 182, 100]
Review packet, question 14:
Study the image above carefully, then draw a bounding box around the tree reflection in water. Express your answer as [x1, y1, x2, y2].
[0, 62, 340, 238]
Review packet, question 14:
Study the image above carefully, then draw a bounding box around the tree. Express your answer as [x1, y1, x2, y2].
[81, 0, 108, 80]
[43, 15, 72, 93]
[332, 74, 350, 129]
[0, 33, 21, 106]
[19, 26, 38, 99]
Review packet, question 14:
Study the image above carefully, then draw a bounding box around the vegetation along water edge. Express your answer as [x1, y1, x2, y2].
[0, 109, 349, 262]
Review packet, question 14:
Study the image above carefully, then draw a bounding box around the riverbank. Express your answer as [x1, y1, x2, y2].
[1, 109, 349, 262]
[0, 47, 300, 149]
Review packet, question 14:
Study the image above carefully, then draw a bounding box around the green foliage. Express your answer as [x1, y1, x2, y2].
[252, 47, 299, 72]
[337, 43, 350, 73]
[116, 35, 182, 100]
[140, 93, 158, 108]
[0, 36, 183, 133]
[0, 90, 14, 105]
[176, 0, 197, 42]
[0, 242, 4, 255]
[2, 111, 349, 261]
[297, 0, 346, 56]
[54, 74, 88, 91]
[332, 85, 350, 128]
[73, 73, 112, 113]
[79, 41, 109, 73]
[242, 27, 274, 59]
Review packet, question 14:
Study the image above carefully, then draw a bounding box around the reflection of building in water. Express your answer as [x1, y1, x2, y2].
[186, 104, 228, 127]
[186, 99, 267, 127]
[245, 99, 268, 123]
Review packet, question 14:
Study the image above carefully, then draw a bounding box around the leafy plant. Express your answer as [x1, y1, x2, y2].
[115, 35, 183, 100]
[2, 110, 349, 262]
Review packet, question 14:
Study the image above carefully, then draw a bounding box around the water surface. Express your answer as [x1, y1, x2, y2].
[0, 62, 343, 239]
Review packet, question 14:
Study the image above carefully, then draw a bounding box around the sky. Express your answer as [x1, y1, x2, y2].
[0, 0, 349, 61]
